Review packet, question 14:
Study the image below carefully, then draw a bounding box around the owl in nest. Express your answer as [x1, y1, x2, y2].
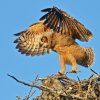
[14, 7, 94, 74]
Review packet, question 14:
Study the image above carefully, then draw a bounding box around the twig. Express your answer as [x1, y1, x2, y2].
[35, 75, 39, 81]
[70, 94, 83, 100]
[8, 74, 35, 87]
[90, 69, 99, 76]
[38, 77, 47, 81]
[24, 89, 36, 100]
[24, 87, 33, 100]
[90, 69, 100, 82]
[77, 76, 81, 83]
[16, 96, 21, 100]
[88, 74, 94, 81]
[84, 79, 92, 100]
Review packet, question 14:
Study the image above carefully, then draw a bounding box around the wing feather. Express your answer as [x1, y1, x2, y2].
[14, 22, 52, 56]
[40, 6, 93, 41]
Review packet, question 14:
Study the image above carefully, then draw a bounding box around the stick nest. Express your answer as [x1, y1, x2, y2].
[34, 74, 100, 100]
[8, 69, 100, 100]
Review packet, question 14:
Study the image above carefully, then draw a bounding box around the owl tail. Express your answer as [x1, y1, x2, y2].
[79, 48, 94, 67]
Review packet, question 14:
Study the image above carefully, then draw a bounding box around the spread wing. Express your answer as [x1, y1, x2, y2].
[40, 6, 93, 41]
[14, 21, 53, 56]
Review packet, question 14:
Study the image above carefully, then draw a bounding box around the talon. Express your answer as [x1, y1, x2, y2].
[68, 69, 81, 73]
[54, 72, 64, 76]
[53, 72, 68, 79]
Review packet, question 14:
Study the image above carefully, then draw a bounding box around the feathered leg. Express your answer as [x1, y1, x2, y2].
[59, 55, 66, 74]
[68, 54, 80, 73]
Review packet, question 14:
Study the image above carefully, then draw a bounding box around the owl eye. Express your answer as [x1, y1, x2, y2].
[41, 36, 48, 43]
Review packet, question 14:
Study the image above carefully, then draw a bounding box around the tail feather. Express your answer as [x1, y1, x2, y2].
[80, 48, 94, 67]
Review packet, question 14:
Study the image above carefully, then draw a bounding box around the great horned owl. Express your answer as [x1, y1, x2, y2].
[14, 7, 94, 74]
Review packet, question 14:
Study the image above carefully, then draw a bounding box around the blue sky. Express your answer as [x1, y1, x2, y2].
[0, 0, 100, 99]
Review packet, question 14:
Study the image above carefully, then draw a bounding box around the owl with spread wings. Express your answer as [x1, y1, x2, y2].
[14, 7, 94, 74]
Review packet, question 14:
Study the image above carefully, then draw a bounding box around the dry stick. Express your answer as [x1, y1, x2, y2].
[34, 74, 39, 82]
[24, 89, 36, 100]
[69, 94, 83, 100]
[77, 76, 82, 92]
[90, 69, 98, 75]
[90, 68, 100, 78]
[24, 88, 33, 100]
[77, 76, 81, 85]
[7, 74, 58, 95]
[8, 74, 34, 87]
[88, 74, 94, 81]
[84, 79, 92, 100]
[16, 96, 21, 100]
[90, 69, 100, 81]
[24, 75, 39, 100]
[86, 73, 98, 99]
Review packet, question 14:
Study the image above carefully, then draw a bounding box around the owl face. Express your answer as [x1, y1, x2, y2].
[39, 32, 53, 48]
[41, 36, 48, 43]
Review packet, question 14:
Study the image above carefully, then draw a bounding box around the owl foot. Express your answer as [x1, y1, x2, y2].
[54, 72, 64, 76]
[68, 69, 81, 73]
[53, 72, 68, 79]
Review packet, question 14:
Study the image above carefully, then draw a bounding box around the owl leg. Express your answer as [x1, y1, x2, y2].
[59, 55, 66, 74]
[68, 54, 80, 73]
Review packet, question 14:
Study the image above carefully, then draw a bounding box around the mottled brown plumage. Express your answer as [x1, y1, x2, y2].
[14, 7, 94, 74]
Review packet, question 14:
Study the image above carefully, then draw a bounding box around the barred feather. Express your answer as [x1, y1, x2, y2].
[79, 48, 94, 67]
[40, 6, 93, 41]
[14, 22, 53, 56]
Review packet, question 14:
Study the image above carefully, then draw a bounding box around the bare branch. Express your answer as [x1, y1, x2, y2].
[90, 69, 99, 76]
[8, 74, 34, 87]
